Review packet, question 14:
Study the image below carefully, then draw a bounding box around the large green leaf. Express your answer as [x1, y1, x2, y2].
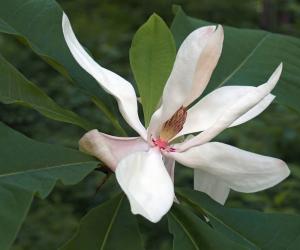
[171, 6, 300, 113]
[130, 14, 176, 126]
[61, 194, 144, 250]
[0, 53, 95, 130]
[0, 0, 118, 124]
[0, 122, 99, 250]
[168, 204, 246, 250]
[177, 188, 300, 250]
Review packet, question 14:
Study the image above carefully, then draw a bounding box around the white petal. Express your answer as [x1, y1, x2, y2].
[183, 25, 224, 106]
[231, 94, 274, 126]
[164, 157, 176, 183]
[79, 129, 149, 171]
[177, 63, 282, 151]
[168, 142, 290, 193]
[194, 169, 230, 204]
[116, 148, 174, 223]
[62, 13, 146, 139]
[176, 86, 275, 137]
[147, 26, 223, 140]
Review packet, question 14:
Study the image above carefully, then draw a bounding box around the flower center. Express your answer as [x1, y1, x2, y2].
[152, 138, 175, 152]
[151, 106, 187, 152]
[159, 106, 187, 141]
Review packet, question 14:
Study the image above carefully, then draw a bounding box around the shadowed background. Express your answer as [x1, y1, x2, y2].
[0, 0, 299, 249]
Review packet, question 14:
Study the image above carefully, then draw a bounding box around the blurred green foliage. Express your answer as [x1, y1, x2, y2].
[0, 0, 299, 249]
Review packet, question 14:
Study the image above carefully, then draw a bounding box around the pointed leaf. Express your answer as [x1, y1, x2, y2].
[177, 188, 300, 250]
[0, 184, 33, 250]
[0, 54, 95, 130]
[130, 14, 176, 126]
[168, 204, 246, 250]
[171, 7, 300, 114]
[0, 122, 99, 249]
[60, 194, 144, 250]
[0, 0, 117, 119]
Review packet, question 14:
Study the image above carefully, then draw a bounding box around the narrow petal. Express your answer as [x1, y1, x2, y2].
[231, 94, 274, 126]
[194, 169, 230, 204]
[164, 157, 176, 183]
[147, 26, 222, 140]
[167, 142, 290, 193]
[115, 148, 174, 223]
[176, 86, 275, 137]
[177, 63, 282, 151]
[62, 13, 146, 139]
[79, 129, 149, 171]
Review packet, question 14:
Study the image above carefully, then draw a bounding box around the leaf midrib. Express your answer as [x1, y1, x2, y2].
[177, 192, 258, 249]
[217, 33, 270, 89]
[0, 17, 17, 34]
[0, 94, 93, 129]
[100, 195, 124, 250]
[170, 211, 200, 250]
[0, 161, 98, 179]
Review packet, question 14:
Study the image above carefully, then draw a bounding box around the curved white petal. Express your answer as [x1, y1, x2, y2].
[79, 129, 149, 171]
[177, 63, 282, 151]
[147, 25, 223, 140]
[194, 169, 230, 205]
[176, 86, 275, 137]
[116, 148, 174, 223]
[62, 13, 146, 139]
[231, 94, 274, 126]
[168, 142, 290, 193]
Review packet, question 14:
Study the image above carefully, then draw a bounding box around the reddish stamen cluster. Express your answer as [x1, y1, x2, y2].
[152, 138, 176, 152]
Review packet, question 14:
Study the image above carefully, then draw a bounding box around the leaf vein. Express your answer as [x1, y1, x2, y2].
[218, 33, 270, 88]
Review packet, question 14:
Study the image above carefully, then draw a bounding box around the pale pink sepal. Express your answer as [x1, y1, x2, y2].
[79, 129, 149, 171]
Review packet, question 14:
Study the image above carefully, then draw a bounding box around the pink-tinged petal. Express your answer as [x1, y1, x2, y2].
[177, 63, 282, 151]
[167, 142, 290, 193]
[194, 169, 230, 204]
[147, 26, 221, 140]
[176, 86, 275, 137]
[79, 129, 149, 171]
[62, 13, 146, 139]
[115, 148, 174, 223]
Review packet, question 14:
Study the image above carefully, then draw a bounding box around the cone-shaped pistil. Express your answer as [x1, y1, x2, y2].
[160, 106, 187, 141]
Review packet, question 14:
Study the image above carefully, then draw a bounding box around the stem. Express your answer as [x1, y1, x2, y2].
[94, 171, 112, 196]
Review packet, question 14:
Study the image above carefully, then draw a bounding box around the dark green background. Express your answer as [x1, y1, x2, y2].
[0, 0, 299, 249]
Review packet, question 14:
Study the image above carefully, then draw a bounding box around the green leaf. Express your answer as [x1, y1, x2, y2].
[60, 194, 144, 250]
[177, 188, 300, 250]
[0, 122, 99, 250]
[130, 14, 176, 126]
[0, 53, 95, 130]
[171, 6, 300, 114]
[0, 0, 118, 123]
[168, 204, 246, 250]
[0, 184, 34, 250]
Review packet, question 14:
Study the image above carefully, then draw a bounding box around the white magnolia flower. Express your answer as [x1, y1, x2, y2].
[62, 13, 290, 223]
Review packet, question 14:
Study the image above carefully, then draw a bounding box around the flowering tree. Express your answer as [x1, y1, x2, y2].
[0, 1, 299, 249]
